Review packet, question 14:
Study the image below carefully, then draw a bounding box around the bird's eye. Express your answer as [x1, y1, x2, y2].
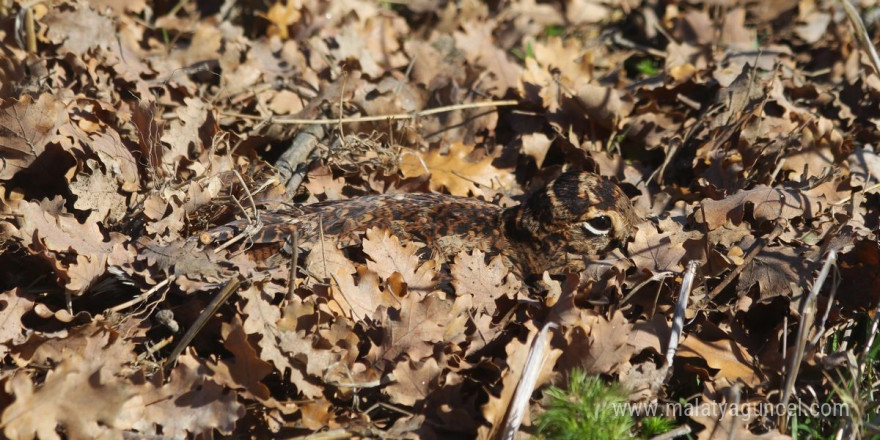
[582, 216, 612, 236]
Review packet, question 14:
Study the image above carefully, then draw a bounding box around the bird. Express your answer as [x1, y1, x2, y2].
[198, 171, 639, 275]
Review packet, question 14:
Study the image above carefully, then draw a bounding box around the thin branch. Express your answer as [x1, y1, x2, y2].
[779, 249, 838, 433]
[164, 278, 241, 368]
[220, 99, 519, 124]
[840, 0, 880, 76]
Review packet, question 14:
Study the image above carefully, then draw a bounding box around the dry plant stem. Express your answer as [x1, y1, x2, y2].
[840, 0, 880, 76]
[288, 428, 352, 440]
[108, 278, 172, 313]
[136, 335, 173, 363]
[276, 124, 324, 194]
[286, 229, 299, 303]
[648, 425, 693, 440]
[497, 322, 559, 440]
[620, 271, 672, 305]
[704, 223, 784, 305]
[779, 249, 837, 433]
[811, 265, 841, 348]
[24, 6, 35, 53]
[860, 300, 880, 373]
[223, 99, 518, 124]
[666, 260, 699, 367]
[164, 278, 242, 369]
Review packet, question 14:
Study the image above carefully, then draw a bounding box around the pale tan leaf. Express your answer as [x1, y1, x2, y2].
[362, 228, 437, 291]
[399, 142, 515, 196]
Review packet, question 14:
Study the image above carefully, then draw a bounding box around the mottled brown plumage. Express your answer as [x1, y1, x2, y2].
[200, 171, 639, 274]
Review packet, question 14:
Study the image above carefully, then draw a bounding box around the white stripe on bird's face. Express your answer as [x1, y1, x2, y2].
[582, 220, 611, 236]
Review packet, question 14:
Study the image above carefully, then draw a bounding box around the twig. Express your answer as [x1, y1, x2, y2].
[220, 99, 519, 124]
[666, 260, 699, 368]
[287, 229, 299, 303]
[288, 429, 352, 440]
[276, 124, 324, 194]
[648, 424, 692, 440]
[164, 278, 241, 368]
[702, 222, 784, 306]
[620, 271, 673, 305]
[24, 6, 35, 53]
[498, 322, 559, 440]
[108, 278, 172, 313]
[779, 249, 838, 433]
[840, 0, 880, 76]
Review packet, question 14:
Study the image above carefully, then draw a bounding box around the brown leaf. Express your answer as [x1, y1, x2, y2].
[480, 323, 561, 439]
[679, 335, 761, 387]
[453, 21, 522, 96]
[450, 249, 525, 315]
[69, 158, 128, 223]
[628, 227, 687, 273]
[211, 318, 274, 402]
[362, 228, 437, 292]
[2, 357, 133, 440]
[382, 293, 455, 362]
[737, 246, 805, 303]
[0, 94, 68, 180]
[118, 353, 244, 437]
[43, 5, 116, 55]
[399, 142, 515, 196]
[333, 265, 394, 321]
[556, 310, 634, 375]
[2, 324, 137, 440]
[697, 186, 821, 231]
[384, 357, 444, 406]
[0, 289, 35, 357]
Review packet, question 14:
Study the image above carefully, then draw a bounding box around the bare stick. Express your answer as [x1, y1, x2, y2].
[221, 99, 518, 125]
[108, 278, 172, 313]
[498, 322, 559, 440]
[286, 229, 300, 303]
[164, 278, 241, 368]
[779, 249, 837, 432]
[840, 0, 880, 76]
[703, 223, 784, 306]
[666, 260, 700, 367]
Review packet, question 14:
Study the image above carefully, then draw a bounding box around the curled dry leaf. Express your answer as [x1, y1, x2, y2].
[696, 186, 822, 231]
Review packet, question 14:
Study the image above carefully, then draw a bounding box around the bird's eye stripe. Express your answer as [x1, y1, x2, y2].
[582, 216, 612, 236]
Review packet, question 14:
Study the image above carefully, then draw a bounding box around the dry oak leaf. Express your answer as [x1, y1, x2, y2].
[691, 381, 792, 440]
[332, 265, 396, 321]
[210, 318, 274, 403]
[384, 357, 444, 407]
[555, 310, 634, 376]
[9, 198, 126, 293]
[363, 228, 437, 292]
[678, 335, 761, 387]
[69, 158, 128, 223]
[0, 289, 35, 357]
[697, 186, 820, 231]
[399, 142, 515, 196]
[0, 94, 68, 180]
[43, 4, 116, 55]
[382, 293, 456, 362]
[737, 246, 806, 303]
[240, 287, 325, 399]
[479, 323, 561, 439]
[453, 21, 522, 96]
[450, 249, 525, 315]
[628, 227, 687, 274]
[118, 353, 244, 438]
[2, 326, 137, 440]
[90, 129, 140, 192]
